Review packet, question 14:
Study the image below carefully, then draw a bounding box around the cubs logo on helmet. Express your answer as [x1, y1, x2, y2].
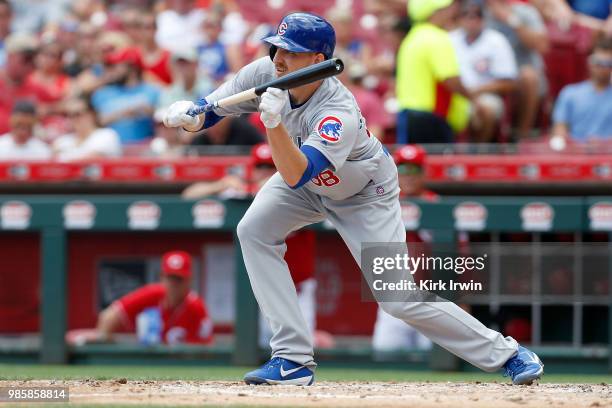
[317, 116, 343, 143]
[263, 12, 336, 60]
[277, 22, 288, 36]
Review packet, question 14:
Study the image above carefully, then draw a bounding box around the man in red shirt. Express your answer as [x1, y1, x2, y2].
[72, 250, 213, 345]
[0, 33, 52, 135]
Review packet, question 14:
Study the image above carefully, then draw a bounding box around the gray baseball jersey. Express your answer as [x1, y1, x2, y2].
[206, 57, 518, 372]
[207, 57, 394, 200]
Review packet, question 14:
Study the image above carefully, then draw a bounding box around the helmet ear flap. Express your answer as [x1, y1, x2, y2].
[269, 45, 277, 60]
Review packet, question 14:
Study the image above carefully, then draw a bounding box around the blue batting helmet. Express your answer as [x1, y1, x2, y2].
[263, 12, 335, 60]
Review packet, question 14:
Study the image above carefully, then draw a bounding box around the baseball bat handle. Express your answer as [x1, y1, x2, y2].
[253, 58, 344, 95]
[187, 58, 344, 117]
[187, 103, 214, 116]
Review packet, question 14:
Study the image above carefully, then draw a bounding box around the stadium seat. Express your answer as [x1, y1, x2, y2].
[543, 22, 594, 100]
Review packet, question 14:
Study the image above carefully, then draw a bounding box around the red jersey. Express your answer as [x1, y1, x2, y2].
[135, 47, 173, 85]
[115, 283, 213, 344]
[0, 73, 53, 134]
[25, 73, 71, 102]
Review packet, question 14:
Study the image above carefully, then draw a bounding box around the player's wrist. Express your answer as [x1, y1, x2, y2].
[182, 114, 205, 132]
[261, 112, 282, 129]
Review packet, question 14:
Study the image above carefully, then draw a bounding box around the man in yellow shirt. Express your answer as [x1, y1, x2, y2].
[396, 0, 472, 143]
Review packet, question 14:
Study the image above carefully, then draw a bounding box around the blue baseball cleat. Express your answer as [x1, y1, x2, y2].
[244, 357, 314, 385]
[503, 345, 544, 385]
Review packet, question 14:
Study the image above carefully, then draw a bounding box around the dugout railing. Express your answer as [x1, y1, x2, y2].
[0, 195, 610, 373]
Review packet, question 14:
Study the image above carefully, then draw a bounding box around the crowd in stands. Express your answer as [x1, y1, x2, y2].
[0, 0, 609, 161]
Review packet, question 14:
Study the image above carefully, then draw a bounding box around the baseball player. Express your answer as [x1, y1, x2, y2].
[164, 12, 543, 386]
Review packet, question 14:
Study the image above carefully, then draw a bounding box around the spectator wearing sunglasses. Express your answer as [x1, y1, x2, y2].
[53, 96, 121, 161]
[550, 38, 612, 147]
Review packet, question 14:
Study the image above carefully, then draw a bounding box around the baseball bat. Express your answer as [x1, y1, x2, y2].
[187, 58, 344, 116]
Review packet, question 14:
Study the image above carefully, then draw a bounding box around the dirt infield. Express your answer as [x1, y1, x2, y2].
[2, 379, 611, 407]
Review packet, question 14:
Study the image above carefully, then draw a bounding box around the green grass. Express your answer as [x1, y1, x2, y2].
[0, 364, 610, 384]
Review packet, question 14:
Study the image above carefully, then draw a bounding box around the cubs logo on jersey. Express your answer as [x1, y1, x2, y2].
[278, 22, 288, 36]
[317, 116, 343, 143]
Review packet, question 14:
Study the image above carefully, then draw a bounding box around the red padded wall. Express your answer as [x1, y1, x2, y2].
[0, 233, 40, 332]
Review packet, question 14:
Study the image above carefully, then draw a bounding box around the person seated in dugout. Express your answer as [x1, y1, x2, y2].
[394, 145, 439, 201]
[67, 250, 213, 346]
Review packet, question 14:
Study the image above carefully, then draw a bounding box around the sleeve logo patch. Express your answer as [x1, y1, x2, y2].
[317, 116, 343, 143]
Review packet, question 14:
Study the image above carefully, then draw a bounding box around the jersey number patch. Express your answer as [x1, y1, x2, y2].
[311, 170, 340, 187]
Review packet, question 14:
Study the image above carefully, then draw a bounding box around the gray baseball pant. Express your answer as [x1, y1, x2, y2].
[237, 172, 518, 372]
